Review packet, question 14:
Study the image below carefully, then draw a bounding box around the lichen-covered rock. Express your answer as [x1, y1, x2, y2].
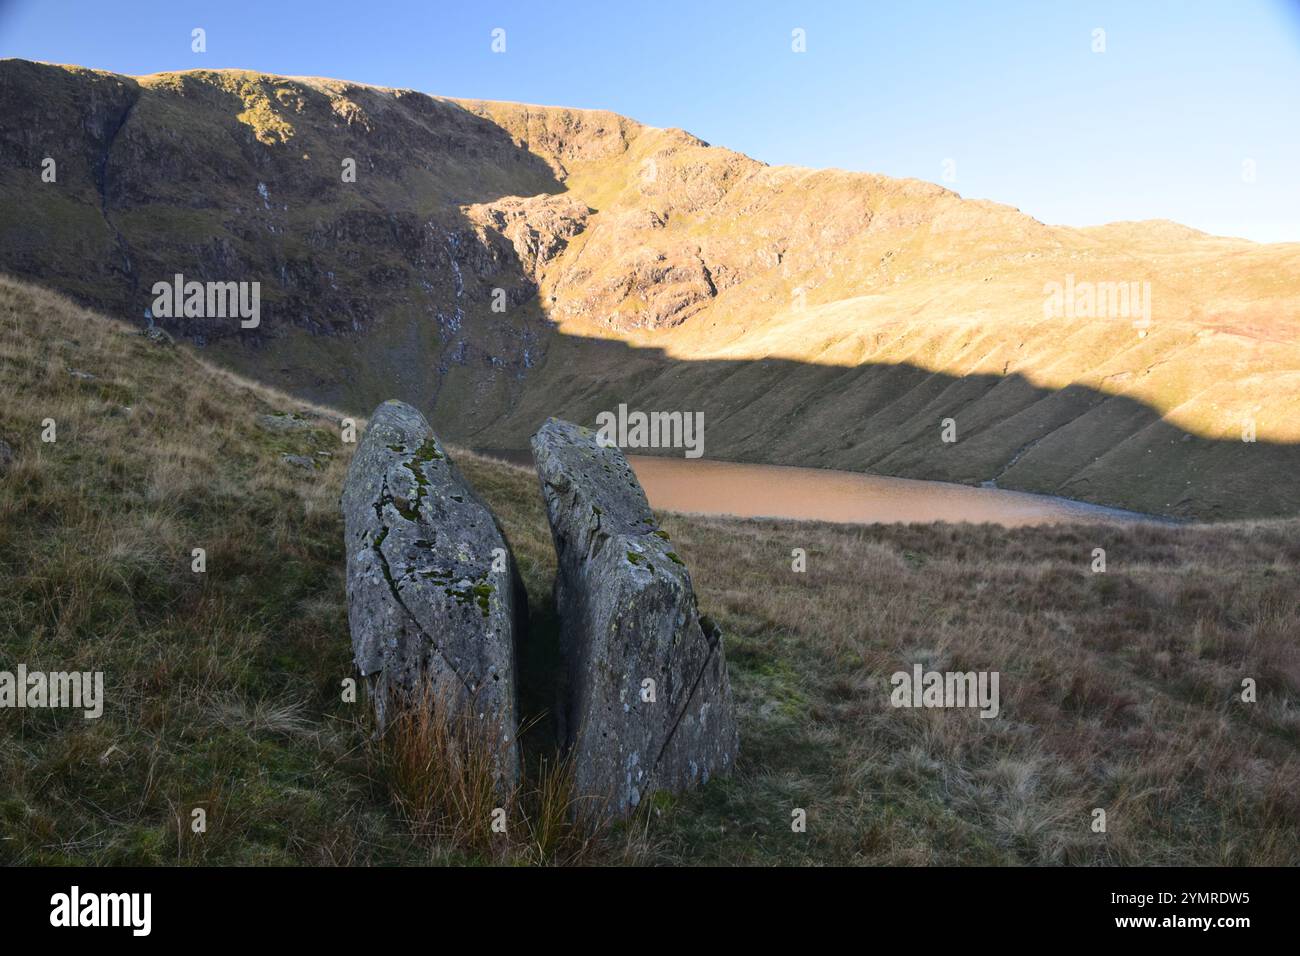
[531, 417, 737, 818]
[342, 400, 524, 786]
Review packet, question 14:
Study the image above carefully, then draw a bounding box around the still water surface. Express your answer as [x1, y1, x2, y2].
[478, 451, 1158, 527]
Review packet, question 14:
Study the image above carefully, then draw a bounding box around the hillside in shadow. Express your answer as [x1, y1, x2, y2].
[442, 328, 1300, 522]
[0, 59, 599, 437]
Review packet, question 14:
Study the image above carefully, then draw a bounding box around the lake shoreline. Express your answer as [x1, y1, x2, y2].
[470, 447, 1179, 528]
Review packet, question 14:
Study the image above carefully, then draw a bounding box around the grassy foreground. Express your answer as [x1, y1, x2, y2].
[0, 276, 1296, 865]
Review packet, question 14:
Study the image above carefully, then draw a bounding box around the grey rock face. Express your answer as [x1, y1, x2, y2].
[531, 418, 737, 818]
[257, 412, 315, 433]
[342, 400, 524, 787]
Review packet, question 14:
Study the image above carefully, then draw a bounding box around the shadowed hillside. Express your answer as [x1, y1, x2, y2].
[477, 332, 1300, 521]
[2, 59, 1298, 519]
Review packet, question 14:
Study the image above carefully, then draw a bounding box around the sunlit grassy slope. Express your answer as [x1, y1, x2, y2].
[1, 276, 1296, 865]
[3, 61, 1298, 521]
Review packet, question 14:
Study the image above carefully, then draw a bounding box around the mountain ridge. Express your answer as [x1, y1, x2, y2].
[2, 59, 1297, 519]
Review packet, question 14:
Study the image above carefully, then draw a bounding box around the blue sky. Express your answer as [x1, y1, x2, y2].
[3, 0, 1298, 241]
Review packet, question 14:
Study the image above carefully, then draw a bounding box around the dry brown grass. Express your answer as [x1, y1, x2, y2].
[372, 679, 630, 865]
[374, 681, 508, 857]
[618, 513, 1300, 864]
[1, 275, 1295, 866]
[0, 277, 398, 864]
[454, 448, 1299, 865]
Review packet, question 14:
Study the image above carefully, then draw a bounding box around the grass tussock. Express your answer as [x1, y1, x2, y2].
[374, 683, 508, 857]
[372, 681, 628, 865]
[0, 275, 1296, 866]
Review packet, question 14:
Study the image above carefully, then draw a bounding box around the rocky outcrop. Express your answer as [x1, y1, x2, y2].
[0, 60, 591, 441]
[341, 400, 524, 786]
[531, 418, 737, 817]
[464, 193, 590, 281]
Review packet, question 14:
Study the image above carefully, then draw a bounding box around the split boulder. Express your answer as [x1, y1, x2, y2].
[341, 400, 524, 787]
[531, 417, 738, 818]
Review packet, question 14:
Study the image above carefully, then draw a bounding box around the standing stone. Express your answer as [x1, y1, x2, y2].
[531, 418, 738, 818]
[342, 400, 524, 787]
